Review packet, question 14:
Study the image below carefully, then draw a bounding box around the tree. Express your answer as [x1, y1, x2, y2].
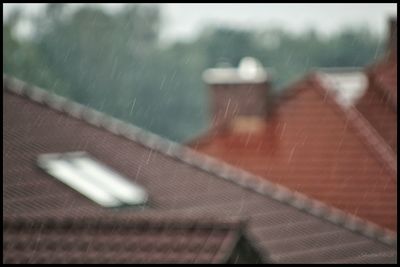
[3, 4, 385, 142]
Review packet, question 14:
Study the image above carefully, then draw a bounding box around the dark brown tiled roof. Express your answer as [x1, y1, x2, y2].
[4, 217, 252, 264]
[3, 75, 397, 263]
[191, 73, 397, 231]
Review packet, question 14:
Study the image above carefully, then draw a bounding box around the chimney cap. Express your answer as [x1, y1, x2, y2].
[203, 57, 268, 85]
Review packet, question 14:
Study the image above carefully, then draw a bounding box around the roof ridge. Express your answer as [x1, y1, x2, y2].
[3, 74, 396, 247]
[312, 72, 397, 176]
[345, 106, 397, 173]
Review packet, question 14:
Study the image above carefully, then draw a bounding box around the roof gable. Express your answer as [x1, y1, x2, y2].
[190, 73, 397, 231]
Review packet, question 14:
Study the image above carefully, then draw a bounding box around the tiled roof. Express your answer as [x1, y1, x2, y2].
[355, 56, 397, 153]
[191, 73, 397, 232]
[3, 75, 397, 263]
[4, 217, 253, 264]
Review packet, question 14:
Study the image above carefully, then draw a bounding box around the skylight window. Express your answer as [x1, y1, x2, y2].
[37, 152, 148, 208]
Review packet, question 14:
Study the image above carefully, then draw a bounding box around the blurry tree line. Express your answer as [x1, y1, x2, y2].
[3, 4, 385, 142]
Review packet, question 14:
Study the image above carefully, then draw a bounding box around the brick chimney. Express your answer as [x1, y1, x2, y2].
[388, 17, 397, 57]
[203, 57, 271, 132]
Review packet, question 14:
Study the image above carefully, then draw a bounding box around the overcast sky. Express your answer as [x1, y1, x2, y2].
[3, 3, 397, 42]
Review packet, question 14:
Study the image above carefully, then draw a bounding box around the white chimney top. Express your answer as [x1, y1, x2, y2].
[238, 57, 265, 80]
[203, 57, 268, 84]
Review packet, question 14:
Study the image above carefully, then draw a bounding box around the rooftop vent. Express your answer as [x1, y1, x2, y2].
[238, 57, 266, 81]
[37, 152, 148, 208]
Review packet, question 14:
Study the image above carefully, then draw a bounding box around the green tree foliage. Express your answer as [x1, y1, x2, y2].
[3, 4, 385, 142]
[3, 8, 68, 94]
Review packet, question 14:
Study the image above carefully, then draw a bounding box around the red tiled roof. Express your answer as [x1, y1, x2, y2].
[355, 56, 397, 153]
[3, 75, 397, 263]
[190, 73, 397, 232]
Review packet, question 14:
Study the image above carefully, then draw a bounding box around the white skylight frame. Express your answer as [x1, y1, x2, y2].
[37, 151, 148, 208]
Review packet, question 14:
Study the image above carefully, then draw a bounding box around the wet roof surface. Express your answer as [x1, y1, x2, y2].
[3, 76, 397, 263]
[192, 73, 397, 232]
[4, 216, 248, 264]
